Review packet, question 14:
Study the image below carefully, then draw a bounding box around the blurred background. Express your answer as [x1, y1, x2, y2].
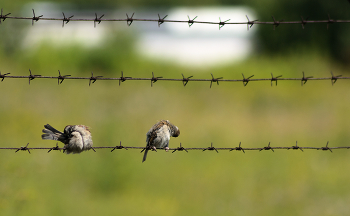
[0, 1, 350, 216]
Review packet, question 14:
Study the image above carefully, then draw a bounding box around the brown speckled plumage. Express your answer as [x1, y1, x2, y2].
[42, 124, 93, 154]
[143, 120, 180, 162]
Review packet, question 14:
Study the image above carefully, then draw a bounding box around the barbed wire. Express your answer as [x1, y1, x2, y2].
[1, 141, 348, 154]
[0, 70, 348, 87]
[1, 8, 350, 29]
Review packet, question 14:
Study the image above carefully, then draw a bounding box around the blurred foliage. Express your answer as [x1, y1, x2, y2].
[2, 0, 350, 64]
[252, 0, 350, 64]
[1, 1, 350, 216]
[1, 41, 350, 215]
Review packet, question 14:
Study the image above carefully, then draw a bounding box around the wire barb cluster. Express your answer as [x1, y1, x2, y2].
[62, 12, 74, 27]
[0, 8, 11, 24]
[2, 141, 348, 154]
[0, 70, 348, 87]
[1, 8, 350, 29]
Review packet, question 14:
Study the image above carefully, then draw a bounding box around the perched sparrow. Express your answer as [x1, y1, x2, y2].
[142, 120, 180, 162]
[42, 124, 93, 154]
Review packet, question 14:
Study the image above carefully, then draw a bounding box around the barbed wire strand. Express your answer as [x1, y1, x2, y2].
[0, 70, 348, 87]
[1, 9, 350, 29]
[1, 141, 349, 154]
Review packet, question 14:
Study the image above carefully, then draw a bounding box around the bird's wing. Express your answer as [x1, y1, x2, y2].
[147, 131, 158, 147]
[146, 120, 166, 146]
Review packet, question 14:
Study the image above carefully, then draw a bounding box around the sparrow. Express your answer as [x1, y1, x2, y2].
[142, 120, 180, 162]
[41, 124, 93, 154]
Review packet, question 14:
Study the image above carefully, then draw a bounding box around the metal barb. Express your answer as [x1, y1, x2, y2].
[126, 13, 135, 26]
[270, 73, 282, 86]
[242, 73, 254, 86]
[89, 71, 103, 86]
[0, 71, 10, 82]
[330, 71, 342, 85]
[172, 143, 188, 153]
[327, 14, 334, 29]
[260, 142, 274, 152]
[300, 16, 309, 29]
[62, 12, 74, 27]
[119, 71, 132, 86]
[320, 141, 332, 152]
[210, 73, 223, 88]
[111, 141, 128, 152]
[187, 15, 198, 27]
[290, 141, 303, 152]
[15, 143, 31, 154]
[57, 70, 71, 85]
[181, 73, 193, 87]
[158, 14, 168, 27]
[246, 15, 258, 31]
[219, 17, 231, 30]
[94, 13, 104, 28]
[28, 69, 41, 85]
[203, 142, 219, 153]
[271, 16, 283, 30]
[301, 71, 313, 86]
[0, 8, 11, 24]
[48, 143, 61, 153]
[230, 142, 245, 153]
[31, 9, 43, 26]
[151, 72, 163, 87]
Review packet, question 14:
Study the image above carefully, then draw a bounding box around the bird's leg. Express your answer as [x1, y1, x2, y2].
[152, 146, 157, 151]
[164, 141, 170, 152]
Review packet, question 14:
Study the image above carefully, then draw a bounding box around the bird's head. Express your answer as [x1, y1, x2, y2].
[172, 127, 180, 137]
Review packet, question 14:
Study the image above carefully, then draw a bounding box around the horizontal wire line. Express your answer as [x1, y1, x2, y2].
[1, 8, 349, 29]
[0, 71, 348, 86]
[3, 17, 350, 24]
[3, 76, 350, 81]
[1, 143, 348, 153]
[5, 17, 350, 24]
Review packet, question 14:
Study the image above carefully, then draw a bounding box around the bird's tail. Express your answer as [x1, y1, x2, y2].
[142, 149, 149, 163]
[41, 124, 65, 142]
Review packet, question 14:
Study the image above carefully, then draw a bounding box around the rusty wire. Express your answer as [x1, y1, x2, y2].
[0, 141, 348, 154]
[0, 70, 348, 87]
[0, 8, 350, 29]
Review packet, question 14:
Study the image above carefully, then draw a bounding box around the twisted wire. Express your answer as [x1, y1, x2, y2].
[0, 8, 349, 29]
[0, 70, 348, 87]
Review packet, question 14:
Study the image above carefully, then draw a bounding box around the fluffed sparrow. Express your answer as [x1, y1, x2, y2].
[142, 120, 180, 162]
[42, 124, 93, 154]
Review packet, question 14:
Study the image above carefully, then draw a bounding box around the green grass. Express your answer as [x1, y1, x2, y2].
[1, 36, 350, 216]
